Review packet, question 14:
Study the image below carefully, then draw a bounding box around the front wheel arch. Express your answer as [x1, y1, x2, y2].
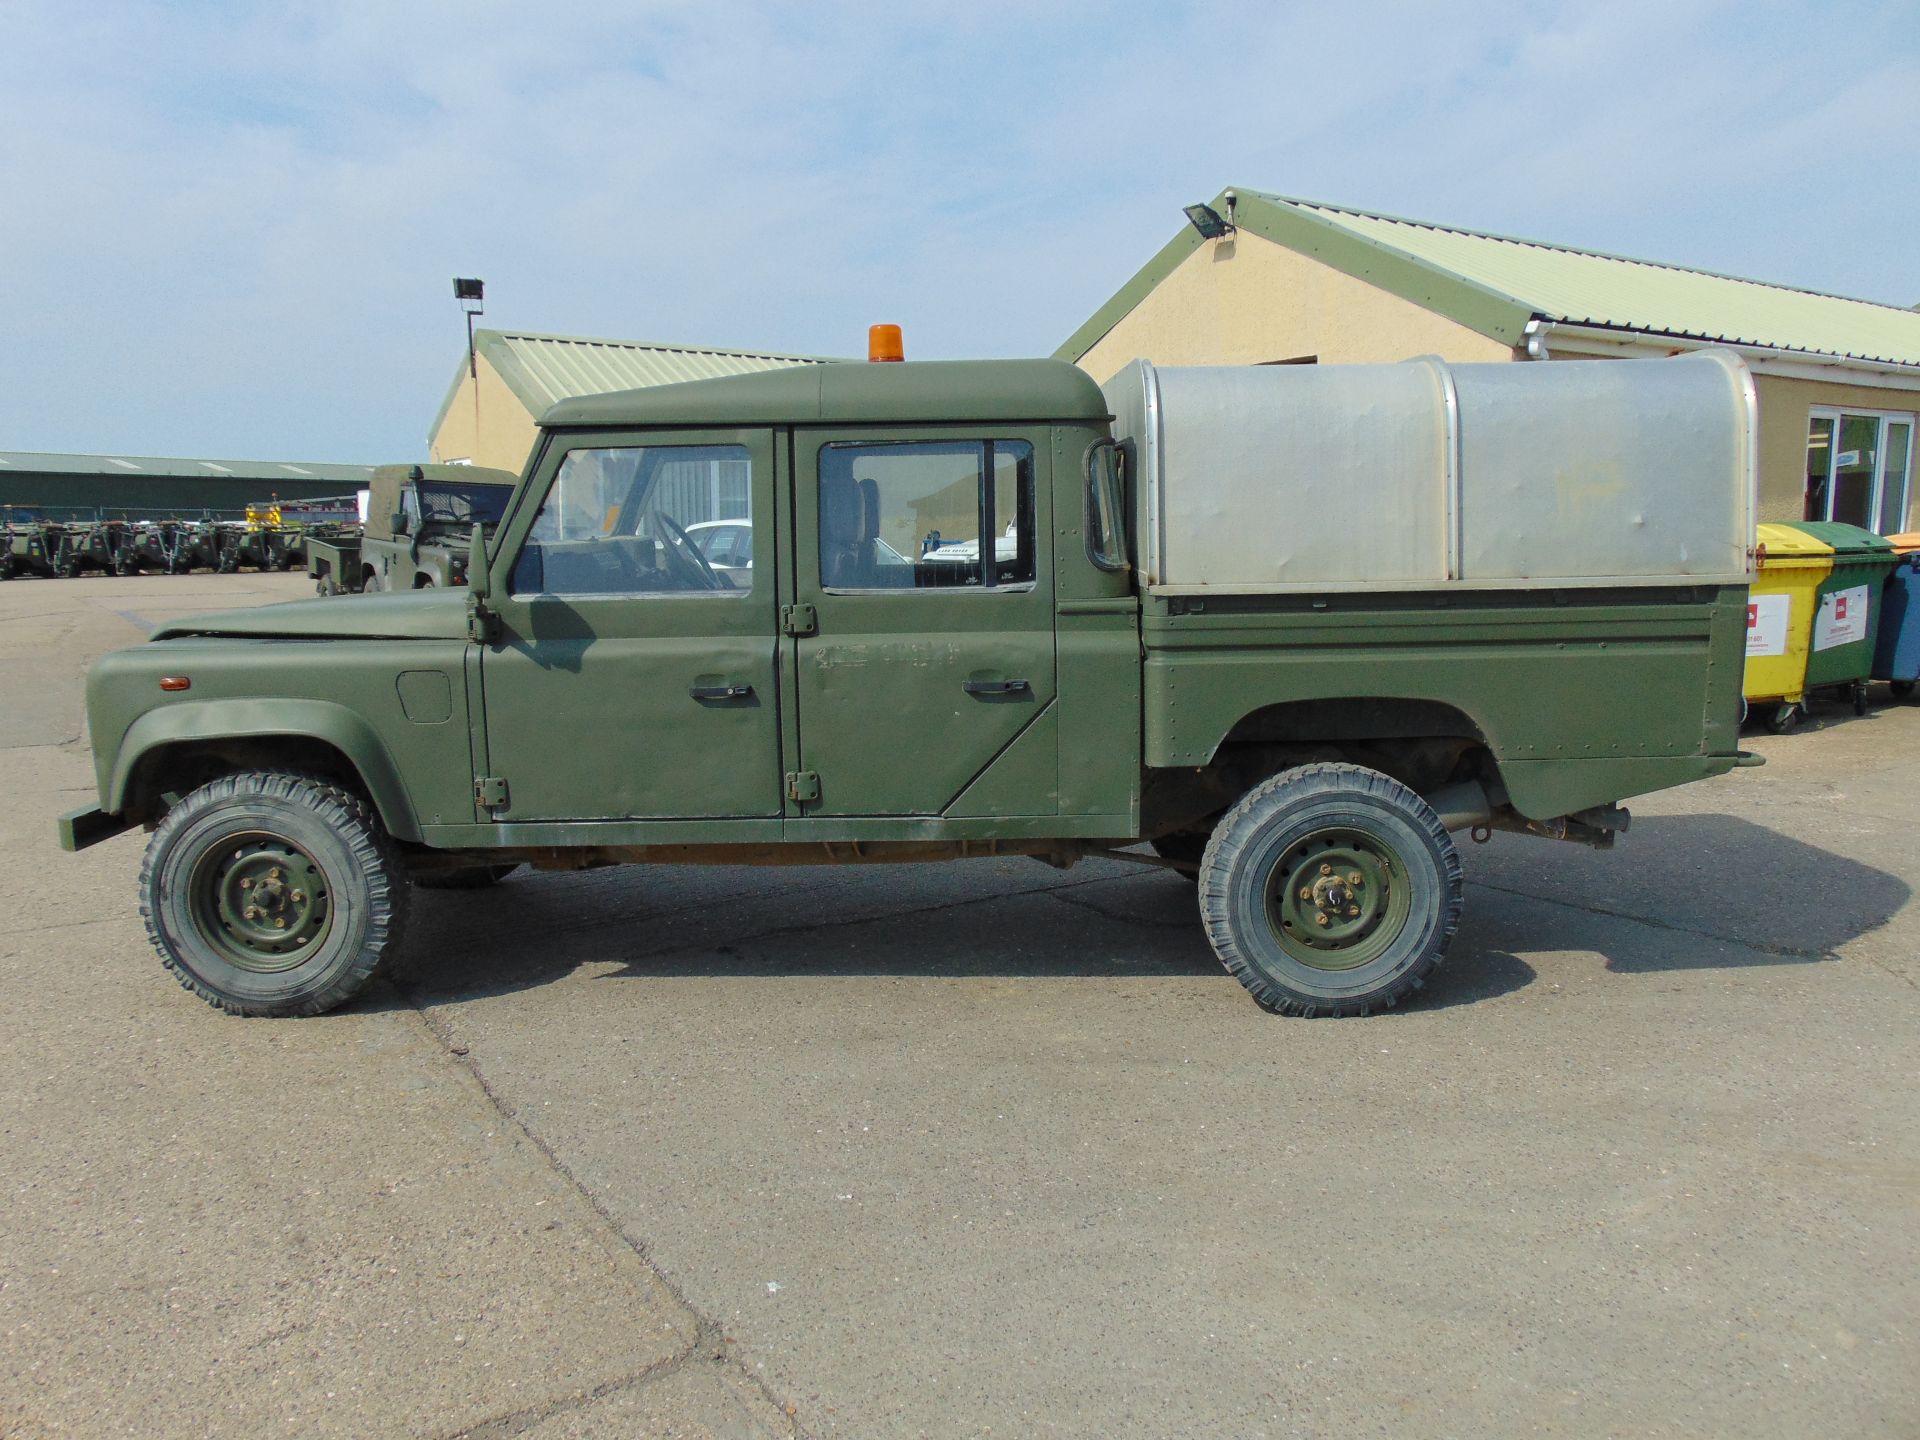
[111, 706, 422, 842]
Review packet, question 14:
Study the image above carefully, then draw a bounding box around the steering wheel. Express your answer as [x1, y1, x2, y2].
[656, 513, 726, 591]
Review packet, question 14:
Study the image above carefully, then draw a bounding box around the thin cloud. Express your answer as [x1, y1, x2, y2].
[1, 0, 1914, 459]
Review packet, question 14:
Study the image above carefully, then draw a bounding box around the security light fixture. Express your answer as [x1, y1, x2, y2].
[1184, 203, 1232, 240]
[453, 277, 485, 378]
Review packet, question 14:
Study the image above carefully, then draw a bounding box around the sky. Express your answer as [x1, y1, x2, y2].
[3, 0, 1917, 463]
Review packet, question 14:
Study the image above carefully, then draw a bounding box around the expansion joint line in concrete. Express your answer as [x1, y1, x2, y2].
[393, 996, 801, 1440]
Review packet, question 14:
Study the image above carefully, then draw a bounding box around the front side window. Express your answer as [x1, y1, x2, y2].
[512, 444, 750, 596]
[818, 440, 1034, 591]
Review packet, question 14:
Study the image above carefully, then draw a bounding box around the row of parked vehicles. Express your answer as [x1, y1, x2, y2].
[0, 497, 363, 581]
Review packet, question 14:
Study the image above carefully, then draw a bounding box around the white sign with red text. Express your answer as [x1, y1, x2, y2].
[1746, 593, 1789, 657]
[1812, 584, 1870, 652]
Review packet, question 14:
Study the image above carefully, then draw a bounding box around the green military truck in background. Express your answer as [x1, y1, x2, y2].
[62, 351, 1759, 1019]
[306, 463, 516, 595]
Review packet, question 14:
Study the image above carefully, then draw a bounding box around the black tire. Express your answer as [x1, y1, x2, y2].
[1853, 682, 1869, 717]
[362, 570, 383, 594]
[414, 863, 521, 890]
[1149, 831, 1207, 882]
[1892, 680, 1916, 701]
[1200, 763, 1462, 1017]
[140, 771, 410, 1017]
[314, 573, 337, 597]
[1766, 703, 1799, 734]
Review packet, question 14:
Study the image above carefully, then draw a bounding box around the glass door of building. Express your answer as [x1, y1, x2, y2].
[1806, 410, 1914, 534]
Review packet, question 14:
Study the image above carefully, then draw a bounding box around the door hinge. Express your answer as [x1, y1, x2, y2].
[475, 776, 509, 809]
[785, 770, 820, 804]
[781, 602, 818, 637]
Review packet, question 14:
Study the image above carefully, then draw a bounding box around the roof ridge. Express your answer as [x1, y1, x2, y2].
[1254, 190, 1920, 316]
[480, 328, 843, 362]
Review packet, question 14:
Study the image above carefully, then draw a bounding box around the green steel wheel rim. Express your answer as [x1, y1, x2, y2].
[1264, 828, 1413, 972]
[187, 831, 334, 973]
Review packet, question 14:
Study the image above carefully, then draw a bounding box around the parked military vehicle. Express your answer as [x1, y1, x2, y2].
[63, 350, 1759, 1019]
[306, 464, 515, 595]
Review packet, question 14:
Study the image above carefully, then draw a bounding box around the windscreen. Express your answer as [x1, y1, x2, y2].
[415, 480, 512, 526]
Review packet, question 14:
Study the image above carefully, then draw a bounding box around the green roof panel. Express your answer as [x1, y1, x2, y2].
[1060, 187, 1920, 370]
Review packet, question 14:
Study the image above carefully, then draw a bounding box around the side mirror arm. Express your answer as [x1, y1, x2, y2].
[466, 523, 498, 642]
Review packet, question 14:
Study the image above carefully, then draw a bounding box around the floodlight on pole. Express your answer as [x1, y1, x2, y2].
[454, 277, 485, 378]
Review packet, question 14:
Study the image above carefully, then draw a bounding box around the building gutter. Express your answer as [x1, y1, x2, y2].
[1522, 319, 1920, 393]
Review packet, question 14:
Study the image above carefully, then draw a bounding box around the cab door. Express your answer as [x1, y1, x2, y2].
[480, 429, 782, 820]
[788, 428, 1057, 817]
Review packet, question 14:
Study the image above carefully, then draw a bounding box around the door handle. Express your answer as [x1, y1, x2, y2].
[962, 678, 1030, 695]
[689, 683, 754, 701]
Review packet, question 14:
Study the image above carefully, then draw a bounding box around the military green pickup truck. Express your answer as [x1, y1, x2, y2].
[306, 463, 516, 594]
[62, 352, 1758, 1019]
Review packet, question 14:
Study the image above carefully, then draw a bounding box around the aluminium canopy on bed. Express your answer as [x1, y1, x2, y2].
[1101, 350, 1757, 594]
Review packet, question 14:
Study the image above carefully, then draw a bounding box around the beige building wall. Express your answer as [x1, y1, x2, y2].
[1752, 373, 1920, 530]
[1077, 229, 1920, 533]
[1076, 231, 1516, 384]
[429, 356, 542, 473]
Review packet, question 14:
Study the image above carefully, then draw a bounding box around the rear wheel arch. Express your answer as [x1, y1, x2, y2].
[1146, 697, 1504, 841]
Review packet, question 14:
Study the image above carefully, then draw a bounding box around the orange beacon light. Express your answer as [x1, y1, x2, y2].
[868, 324, 905, 363]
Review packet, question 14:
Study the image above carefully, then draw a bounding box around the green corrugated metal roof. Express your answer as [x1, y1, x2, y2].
[0, 451, 377, 483]
[1059, 188, 1920, 370]
[431, 330, 846, 442]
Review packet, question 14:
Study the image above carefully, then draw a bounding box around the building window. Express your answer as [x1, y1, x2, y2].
[1805, 408, 1913, 534]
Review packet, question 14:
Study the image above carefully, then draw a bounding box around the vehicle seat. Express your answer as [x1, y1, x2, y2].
[820, 471, 868, 587]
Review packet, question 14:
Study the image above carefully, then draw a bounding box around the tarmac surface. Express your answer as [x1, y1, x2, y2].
[1, 573, 1915, 1438]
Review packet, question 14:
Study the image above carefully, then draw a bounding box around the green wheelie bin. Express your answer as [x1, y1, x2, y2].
[1787, 520, 1900, 715]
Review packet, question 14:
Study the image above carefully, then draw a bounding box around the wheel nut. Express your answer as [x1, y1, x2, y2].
[1319, 864, 1332, 876]
[1298, 887, 1312, 901]
[239, 877, 253, 890]
[1314, 913, 1330, 927]
[1348, 872, 1362, 886]
[273, 917, 286, 929]
[243, 906, 259, 921]
[1348, 906, 1360, 917]
[291, 890, 304, 904]
[268, 868, 282, 882]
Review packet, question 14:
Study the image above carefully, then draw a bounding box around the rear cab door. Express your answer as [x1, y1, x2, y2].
[786, 426, 1058, 818]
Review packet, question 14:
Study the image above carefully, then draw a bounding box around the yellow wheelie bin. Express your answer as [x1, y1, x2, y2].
[1743, 522, 1833, 732]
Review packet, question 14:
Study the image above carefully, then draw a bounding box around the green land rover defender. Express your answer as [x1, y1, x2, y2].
[61, 351, 1759, 1018]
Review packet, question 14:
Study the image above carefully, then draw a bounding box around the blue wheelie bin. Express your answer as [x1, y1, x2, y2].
[1874, 533, 1920, 700]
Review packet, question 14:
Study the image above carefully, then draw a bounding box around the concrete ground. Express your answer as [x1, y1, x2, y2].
[1, 573, 1915, 1439]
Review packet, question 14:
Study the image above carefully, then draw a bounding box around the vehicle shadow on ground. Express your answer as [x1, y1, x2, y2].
[387, 860, 1534, 1014]
[383, 812, 1904, 1015]
[1461, 812, 1909, 971]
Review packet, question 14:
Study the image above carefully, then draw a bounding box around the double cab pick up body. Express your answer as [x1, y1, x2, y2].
[63, 354, 1758, 1018]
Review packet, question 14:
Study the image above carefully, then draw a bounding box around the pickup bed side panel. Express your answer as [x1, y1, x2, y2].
[1142, 586, 1747, 820]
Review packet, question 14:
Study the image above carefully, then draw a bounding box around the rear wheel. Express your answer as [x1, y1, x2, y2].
[1893, 680, 1916, 701]
[1200, 763, 1461, 1016]
[140, 771, 409, 1017]
[1767, 702, 1800, 734]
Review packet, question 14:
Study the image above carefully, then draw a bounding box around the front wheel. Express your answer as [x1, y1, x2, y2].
[140, 772, 410, 1016]
[1200, 763, 1461, 1016]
